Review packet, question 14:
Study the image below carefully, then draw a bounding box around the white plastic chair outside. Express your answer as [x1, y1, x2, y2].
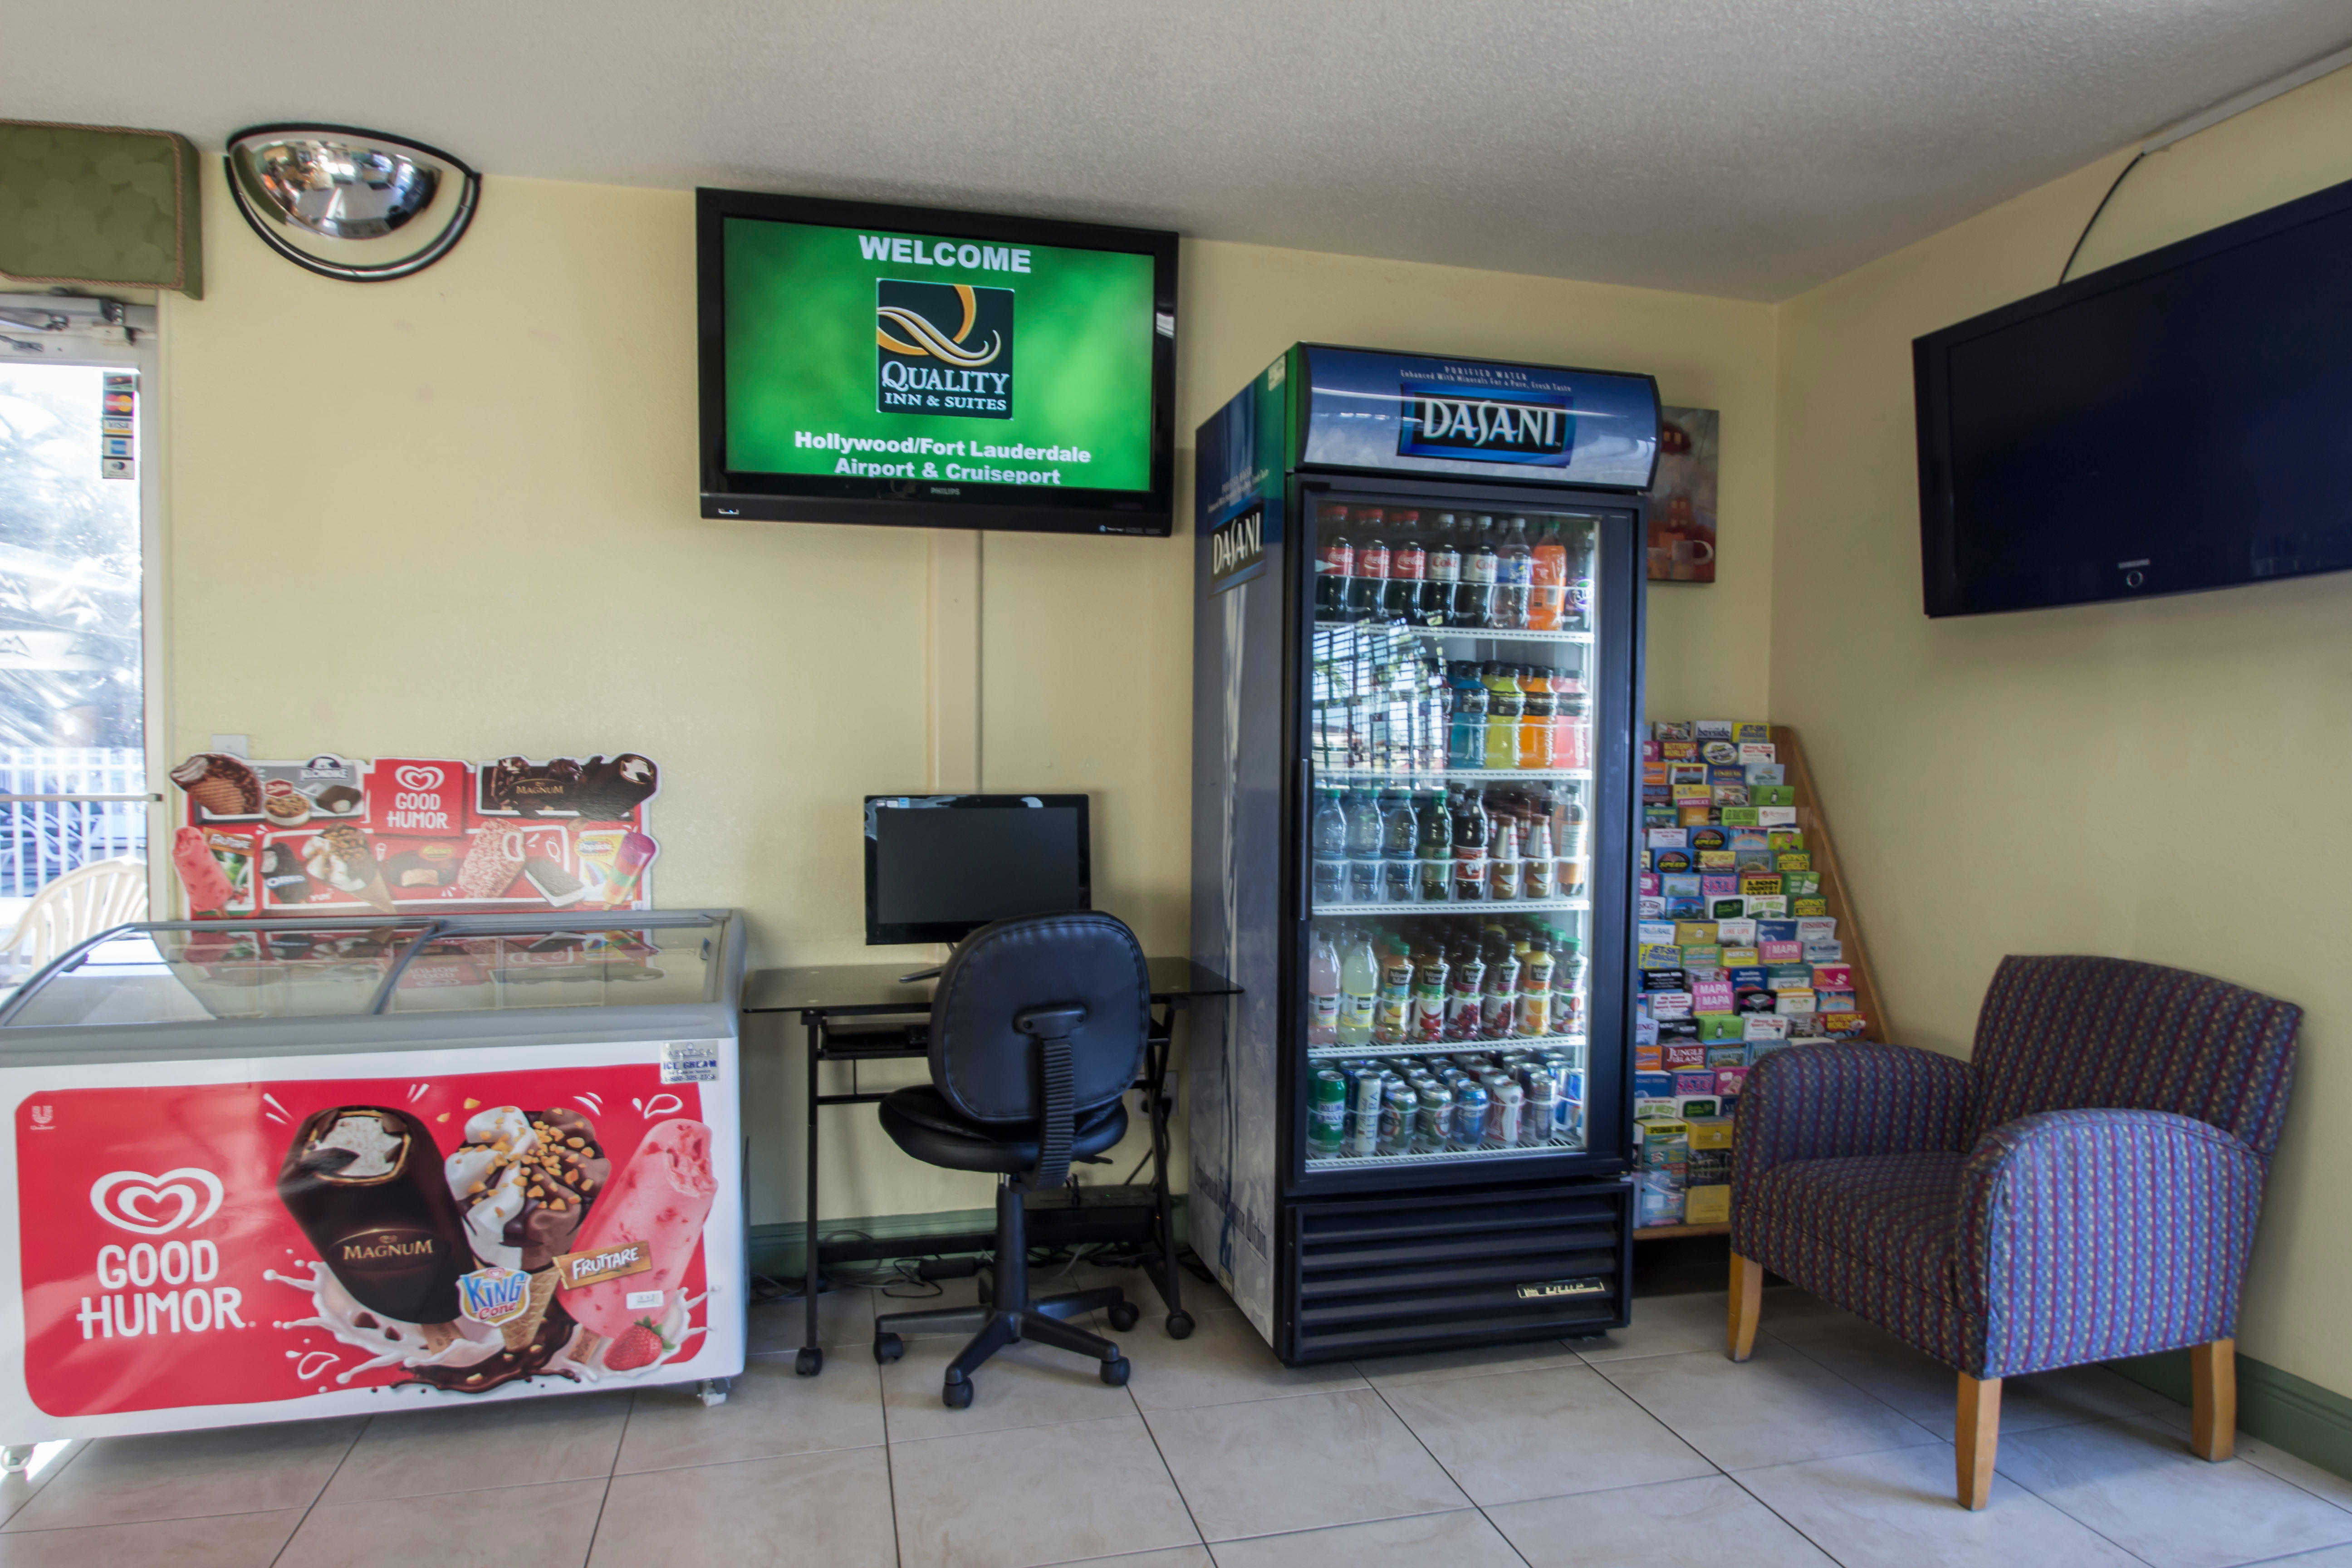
[0, 858, 149, 980]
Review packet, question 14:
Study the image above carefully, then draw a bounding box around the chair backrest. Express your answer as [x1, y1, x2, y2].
[1969, 954, 2300, 1156]
[2, 858, 148, 973]
[928, 911, 1151, 1125]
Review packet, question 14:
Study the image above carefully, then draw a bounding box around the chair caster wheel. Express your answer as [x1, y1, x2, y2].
[942, 1373, 974, 1409]
[872, 1333, 903, 1365]
[1107, 1301, 1141, 1332]
[1100, 1354, 1131, 1387]
[1166, 1311, 1195, 1340]
[794, 1348, 823, 1377]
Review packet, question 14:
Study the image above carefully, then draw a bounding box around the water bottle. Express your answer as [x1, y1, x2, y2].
[1310, 787, 1347, 906]
[1343, 789, 1384, 903]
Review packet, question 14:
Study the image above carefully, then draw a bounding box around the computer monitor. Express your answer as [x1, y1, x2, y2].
[863, 794, 1091, 945]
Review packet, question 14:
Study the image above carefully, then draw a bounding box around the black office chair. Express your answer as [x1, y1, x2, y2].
[871, 911, 1149, 1407]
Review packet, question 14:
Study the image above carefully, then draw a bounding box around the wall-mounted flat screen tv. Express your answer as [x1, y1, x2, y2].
[699, 189, 1177, 535]
[1914, 171, 2352, 617]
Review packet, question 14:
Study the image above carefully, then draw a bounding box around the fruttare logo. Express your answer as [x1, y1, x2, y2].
[877, 279, 1015, 421]
[1397, 380, 1574, 466]
[89, 1168, 225, 1235]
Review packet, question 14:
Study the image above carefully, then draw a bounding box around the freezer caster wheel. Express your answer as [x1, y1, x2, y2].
[1107, 1301, 1141, 1332]
[1166, 1311, 1195, 1340]
[1099, 1353, 1131, 1387]
[696, 1378, 730, 1408]
[794, 1347, 823, 1377]
[872, 1333, 904, 1365]
[942, 1372, 974, 1410]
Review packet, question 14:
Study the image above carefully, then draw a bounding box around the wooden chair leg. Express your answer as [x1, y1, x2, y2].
[1727, 1252, 1763, 1362]
[2190, 1339, 2236, 1461]
[1955, 1372, 2000, 1509]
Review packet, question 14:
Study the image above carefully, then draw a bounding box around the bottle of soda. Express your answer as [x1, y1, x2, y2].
[1483, 665, 1523, 770]
[1380, 789, 1419, 903]
[1416, 789, 1452, 902]
[1307, 926, 1341, 1045]
[1565, 518, 1594, 631]
[1528, 516, 1568, 631]
[1447, 663, 1488, 770]
[1421, 514, 1460, 626]
[1316, 505, 1352, 619]
[1450, 787, 1490, 902]
[1310, 786, 1347, 906]
[1383, 512, 1424, 621]
[1453, 516, 1497, 628]
[1347, 510, 1388, 621]
[1492, 515, 1533, 630]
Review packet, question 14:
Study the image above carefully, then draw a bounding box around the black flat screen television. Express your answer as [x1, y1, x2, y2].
[863, 794, 1091, 945]
[1914, 172, 2352, 617]
[699, 189, 1177, 535]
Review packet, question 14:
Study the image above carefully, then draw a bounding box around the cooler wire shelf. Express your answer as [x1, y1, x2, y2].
[1314, 619, 1594, 646]
[1315, 897, 1590, 916]
[1318, 768, 1594, 784]
[1307, 1135, 1589, 1171]
[1308, 1035, 1587, 1062]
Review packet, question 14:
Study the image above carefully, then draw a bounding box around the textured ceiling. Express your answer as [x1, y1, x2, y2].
[8, 0, 2349, 299]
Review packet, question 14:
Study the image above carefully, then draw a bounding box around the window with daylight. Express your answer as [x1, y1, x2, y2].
[0, 354, 151, 930]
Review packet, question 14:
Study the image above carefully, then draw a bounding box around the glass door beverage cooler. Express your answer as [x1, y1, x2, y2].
[1191, 345, 1655, 1363]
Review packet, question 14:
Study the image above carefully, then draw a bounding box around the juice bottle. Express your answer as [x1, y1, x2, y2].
[1528, 516, 1567, 631]
[1307, 927, 1341, 1045]
[1316, 506, 1352, 618]
[1558, 790, 1589, 897]
[1383, 512, 1424, 621]
[1483, 665, 1523, 770]
[1519, 675, 1555, 769]
[1444, 941, 1485, 1041]
[1412, 946, 1449, 1041]
[1375, 937, 1415, 1044]
[1519, 940, 1555, 1037]
[1338, 926, 1378, 1046]
[1480, 938, 1521, 1040]
[1450, 788, 1490, 902]
[1420, 514, 1460, 626]
[1523, 799, 1557, 899]
[1490, 806, 1523, 901]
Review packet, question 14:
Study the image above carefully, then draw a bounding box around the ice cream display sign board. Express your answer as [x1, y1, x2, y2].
[0, 1042, 741, 1436]
[168, 749, 662, 919]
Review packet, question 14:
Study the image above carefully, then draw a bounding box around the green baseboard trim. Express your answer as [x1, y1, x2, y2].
[2108, 1348, 2352, 1484]
[750, 1195, 1190, 1281]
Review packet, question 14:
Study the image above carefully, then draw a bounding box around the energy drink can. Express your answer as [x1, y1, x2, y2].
[1415, 1090, 1452, 1152]
[1379, 1080, 1419, 1156]
[1490, 1078, 1525, 1147]
[1523, 1072, 1557, 1145]
[1346, 1067, 1385, 1158]
[1308, 1068, 1348, 1159]
[1451, 1081, 1490, 1149]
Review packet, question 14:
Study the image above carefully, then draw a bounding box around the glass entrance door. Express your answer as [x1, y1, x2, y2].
[1302, 497, 1614, 1170]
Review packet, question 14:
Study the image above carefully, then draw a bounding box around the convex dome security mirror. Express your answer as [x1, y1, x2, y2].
[224, 123, 480, 281]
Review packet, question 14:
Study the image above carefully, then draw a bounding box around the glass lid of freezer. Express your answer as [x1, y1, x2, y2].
[0, 913, 729, 1028]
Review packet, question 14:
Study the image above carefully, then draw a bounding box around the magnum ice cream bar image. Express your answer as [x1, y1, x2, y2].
[278, 1107, 472, 1328]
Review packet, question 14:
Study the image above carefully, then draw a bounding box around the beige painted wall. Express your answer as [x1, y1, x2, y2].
[1771, 67, 2352, 1392]
[156, 175, 1774, 1229]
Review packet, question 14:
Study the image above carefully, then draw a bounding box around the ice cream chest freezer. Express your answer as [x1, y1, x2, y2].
[0, 909, 746, 1440]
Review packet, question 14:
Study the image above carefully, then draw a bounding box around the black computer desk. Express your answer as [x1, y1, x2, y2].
[741, 958, 1239, 1376]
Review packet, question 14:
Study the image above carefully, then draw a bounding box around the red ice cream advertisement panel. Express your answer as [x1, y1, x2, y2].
[16, 1065, 717, 1417]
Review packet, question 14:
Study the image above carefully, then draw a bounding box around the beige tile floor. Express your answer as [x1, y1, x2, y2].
[0, 1278, 2344, 1567]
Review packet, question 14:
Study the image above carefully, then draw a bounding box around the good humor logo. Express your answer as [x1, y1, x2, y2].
[1396, 380, 1575, 467]
[877, 279, 1014, 421]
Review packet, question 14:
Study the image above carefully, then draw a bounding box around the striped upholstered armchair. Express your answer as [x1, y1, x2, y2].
[1726, 956, 2300, 1509]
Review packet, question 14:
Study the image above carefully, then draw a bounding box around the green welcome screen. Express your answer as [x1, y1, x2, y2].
[724, 217, 1157, 492]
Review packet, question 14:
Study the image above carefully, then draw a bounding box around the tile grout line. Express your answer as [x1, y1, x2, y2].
[1354, 1358, 1520, 1564]
[1123, 1376, 1213, 1558]
[1716, 1464, 1870, 1568]
[572, 1390, 637, 1568]
[879, 1359, 906, 1568]
[265, 1411, 372, 1567]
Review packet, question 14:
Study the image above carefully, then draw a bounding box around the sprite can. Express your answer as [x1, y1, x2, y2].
[1308, 1068, 1347, 1159]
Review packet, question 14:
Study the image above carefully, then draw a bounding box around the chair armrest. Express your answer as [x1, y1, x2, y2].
[1958, 1108, 2267, 1375]
[1731, 1041, 1974, 1191]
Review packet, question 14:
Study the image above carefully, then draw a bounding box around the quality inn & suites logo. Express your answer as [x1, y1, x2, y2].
[877, 279, 1014, 420]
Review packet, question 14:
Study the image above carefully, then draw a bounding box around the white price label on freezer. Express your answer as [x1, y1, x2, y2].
[662, 1039, 723, 1084]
